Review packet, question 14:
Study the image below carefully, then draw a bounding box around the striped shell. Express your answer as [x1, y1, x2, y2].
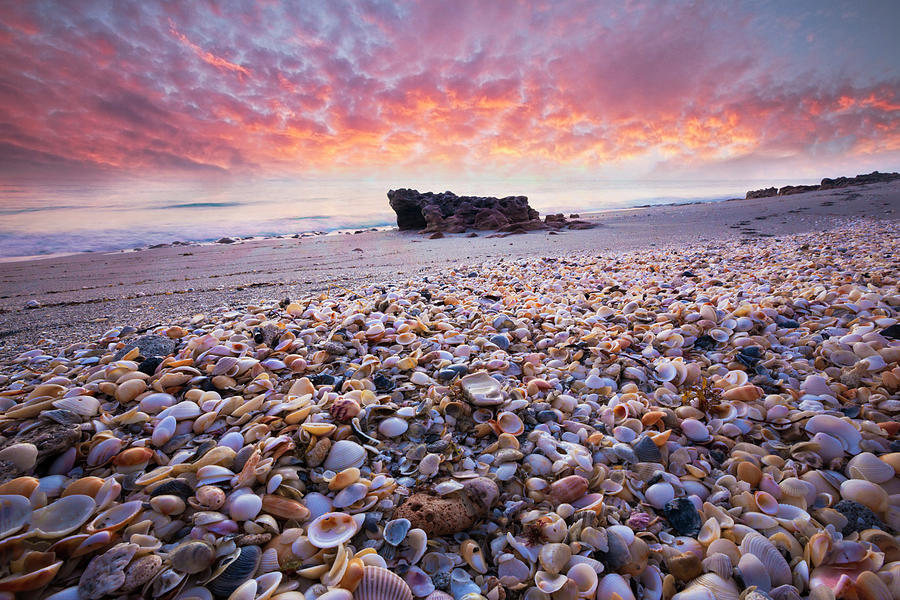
[847, 452, 895, 483]
[354, 566, 413, 600]
[739, 532, 791, 587]
[323, 440, 366, 472]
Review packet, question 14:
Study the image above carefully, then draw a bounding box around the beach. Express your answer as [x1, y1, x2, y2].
[0, 180, 898, 599]
[1, 181, 897, 361]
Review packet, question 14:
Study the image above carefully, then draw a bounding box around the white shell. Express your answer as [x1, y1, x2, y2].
[460, 372, 504, 406]
[306, 512, 360, 548]
[323, 440, 366, 471]
[378, 417, 409, 438]
[739, 532, 792, 587]
[847, 452, 895, 483]
[229, 494, 262, 521]
[31, 494, 96, 537]
[804, 415, 861, 454]
[0, 494, 32, 538]
[645, 483, 675, 509]
[681, 418, 710, 442]
[597, 573, 635, 600]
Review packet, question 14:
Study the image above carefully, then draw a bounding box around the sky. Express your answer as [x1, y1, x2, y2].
[1, 0, 899, 188]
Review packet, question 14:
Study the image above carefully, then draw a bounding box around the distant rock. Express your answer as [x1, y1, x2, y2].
[746, 187, 777, 199]
[745, 171, 900, 199]
[216, 237, 236, 244]
[387, 188, 592, 235]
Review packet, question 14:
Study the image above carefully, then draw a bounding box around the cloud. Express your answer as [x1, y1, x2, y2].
[0, 0, 897, 184]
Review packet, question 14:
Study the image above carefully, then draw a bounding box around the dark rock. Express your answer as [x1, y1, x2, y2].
[387, 188, 591, 234]
[428, 232, 444, 239]
[834, 499, 885, 535]
[746, 187, 778, 199]
[489, 334, 510, 350]
[693, 335, 716, 350]
[881, 323, 900, 339]
[216, 237, 236, 244]
[1, 422, 81, 468]
[114, 334, 177, 361]
[820, 170, 900, 189]
[663, 497, 702, 536]
[778, 184, 820, 196]
[138, 356, 164, 376]
[373, 372, 394, 391]
[775, 315, 800, 328]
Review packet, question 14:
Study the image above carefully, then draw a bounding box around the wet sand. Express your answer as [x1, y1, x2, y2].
[1, 181, 898, 361]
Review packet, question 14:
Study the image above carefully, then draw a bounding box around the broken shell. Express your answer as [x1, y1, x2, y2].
[460, 372, 504, 406]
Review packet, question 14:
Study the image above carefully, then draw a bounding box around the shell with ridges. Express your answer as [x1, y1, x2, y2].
[739, 532, 792, 587]
[354, 566, 413, 600]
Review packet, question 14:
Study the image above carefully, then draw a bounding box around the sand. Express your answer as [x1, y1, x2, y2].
[1, 180, 898, 362]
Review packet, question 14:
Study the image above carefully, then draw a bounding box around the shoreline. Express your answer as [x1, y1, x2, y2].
[1, 180, 898, 361]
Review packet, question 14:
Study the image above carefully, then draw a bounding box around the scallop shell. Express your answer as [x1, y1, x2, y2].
[306, 512, 360, 548]
[701, 553, 733, 579]
[31, 495, 96, 538]
[847, 452, 895, 483]
[739, 532, 792, 587]
[0, 494, 32, 538]
[673, 573, 739, 600]
[354, 566, 413, 600]
[323, 440, 366, 472]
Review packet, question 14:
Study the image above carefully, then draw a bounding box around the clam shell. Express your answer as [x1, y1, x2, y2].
[739, 532, 792, 587]
[169, 540, 216, 574]
[323, 440, 366, 471]
[847, 452, 895, 483]
[804, 415, 861, 454]
[384, 518, 411, 546]
[229, 494, 263, 521]
[673, 574, 739, 600]
[0, 494, 32, 538]
[208, 545, 261, 597]
[354, 566, 413, 600]
[496, 411, 524, 435]
[31, 495, 96, 538]
[597, 573, 636, 600]
[306, 512, 360, 548]
[737, 553, 772, 592]
[86, 500, 143, 533]
[0, 443, 38, 471]
[840, 479, 888, 512]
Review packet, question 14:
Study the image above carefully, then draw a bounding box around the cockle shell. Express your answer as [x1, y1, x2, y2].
[672, 574, 739, 600]
[847, 452, 895, 483]
[379, 417, 409, 438]
[596, 573, 636, 600]
[354, 566, 413, 600]
[306, 512, 359, 548]
[737, 553, 771, 592]
[739, 532, 792, 587]
[804, 415, 861, 454]
[323, 440, 366, 471]
[208, 545, 261, 598]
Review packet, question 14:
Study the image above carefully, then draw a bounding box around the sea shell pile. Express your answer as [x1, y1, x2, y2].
[0, 225, 898, 600]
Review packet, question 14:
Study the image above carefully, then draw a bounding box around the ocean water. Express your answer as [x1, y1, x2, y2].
[0, 177, 810, 260]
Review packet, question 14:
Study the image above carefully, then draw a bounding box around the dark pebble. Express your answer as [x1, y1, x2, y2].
[536, 410, 559, 423]
[834, 500, 885, 535]
[114, 334, 176, 361]
[138, 356, 164, 376]
[881, 323, 900, 339]
[693, 335, 716, 350]
[490, 334, 510, 350]
[663, 497, 702, 536]
[775, 315, 800, 328]
[373, 373, 394, 391]
[309, 373, 336, 386]
[840, 405, 861, 418]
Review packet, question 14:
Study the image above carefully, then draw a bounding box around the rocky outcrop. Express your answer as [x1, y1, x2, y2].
[387, 189, 593, 234]
[745, 187, 777, 199]
[745, 171, 899, 199]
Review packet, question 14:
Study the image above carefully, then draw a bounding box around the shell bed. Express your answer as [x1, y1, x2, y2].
[0, 220, 898, 600]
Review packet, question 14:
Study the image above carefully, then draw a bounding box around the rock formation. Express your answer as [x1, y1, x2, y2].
[745, 171, 899, 199]
[387, 189, 592, 235]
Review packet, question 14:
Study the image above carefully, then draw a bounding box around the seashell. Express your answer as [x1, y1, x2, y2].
[328, 467, 361, 491]
[672, 574, 739, 600]
[461, 540, 489, 574]
[333, 482, 368, 508]
[86, 501, 143, 533]
[0, 553, 62, 592]
[0, 476, 40, 497]
[150, 494, 186, 516]
[538, 542, 571, 575]
[0, 494, 32, 538]
[193, 485, 226, 510]
[169, 540, 216, 574]
[87, 437, 126, 467]
[306, 512, 359, 548]
[260, 494, 309, 521]
[31, 494, 96, 538]
[697, 518, 720, 546]
[460, 372, 504, 406]
[736, 461, 762, 487]
[208, 545, 261, 598]
[755, 491, 779, 515]
[535, 571, 569, 593]
[113, 447, 153, 472]
[419, 453, 441, 477]
[152, 415, 178, 447]
[804, 415, 861, 454]
[633, 436, 662, 462]
[596, 573, 636, 600]
[739, 532, 792, 587]
[354, 566, 413, 600]
[323, 440, 366, 471]
[495, 411, 525, 436]
[645, 482, 675, 509]
[196, 465, 235, 487]
[384, 518, 411, 546]
[737, 553, 772, 592]
[701, 553, 732, 579]
[681, 418, 711, 442]
[847, 452, 895, 483]
[549, 475, 588, 505]
[379, 417, 409, 438]
[0, 443, 38, 471]
[400, 528, 428, 565]
[839, 479, 888, 512]
[230, 494, 263, 521]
